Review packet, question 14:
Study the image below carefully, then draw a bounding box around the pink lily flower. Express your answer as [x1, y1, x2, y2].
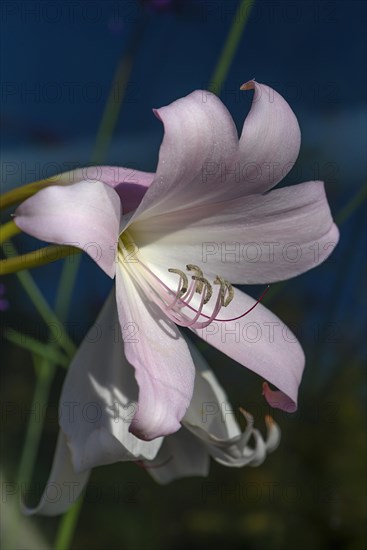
[15, 81, 338, 513]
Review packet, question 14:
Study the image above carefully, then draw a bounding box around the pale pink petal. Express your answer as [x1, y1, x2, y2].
[192, 289, 305, 412]
[142, 428, 209, 485]
[59, 292, 162, 472]
[14, 180, 121, 277]
[236, 80, 301, 195]
[125, 90, 239, 223]
[116, 266, 196, 441]
[262, 382, 297, 411]
[131, 180, 339, 284]
[61, 166, 154, 213]
[22, 432, 90, 516]
[123, 82, 301, 228]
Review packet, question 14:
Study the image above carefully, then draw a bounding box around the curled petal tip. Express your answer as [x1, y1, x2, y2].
[262, 381, 297, 413]
[240, 79, 255, 91]
[265, 415, 281, 453]
[152, 108, 162, 121]
[239, 407, 253, 422]
[265, 414, 275, 427]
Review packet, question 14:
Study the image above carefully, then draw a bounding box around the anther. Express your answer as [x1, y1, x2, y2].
[168, 268, 188, 297]
[214, 276, 234, 307]
[192, 276, 212, 304]
[186, 264, 204, 293]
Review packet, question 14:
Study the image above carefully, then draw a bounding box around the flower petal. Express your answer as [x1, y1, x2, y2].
[192, 289, 305, 412]
[124, 89, 239, 223]
[182, 338, 280, 467]
[116, 266, 196, 441]
[60, 166, 154, 213]
[22, 432, 90, 516]
[123, 81, 300, 229]
[237, 80, 301, 195]
[141, 427, 209, 485]
[131, 180, 339, 284]
[59, 291, 162, 472]
[14, 180, 121, 278]
[264, 414, 281, 453]
[183, 338, 241, 440]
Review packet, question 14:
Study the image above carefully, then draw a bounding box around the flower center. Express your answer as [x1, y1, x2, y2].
[117, 231, 235, 329]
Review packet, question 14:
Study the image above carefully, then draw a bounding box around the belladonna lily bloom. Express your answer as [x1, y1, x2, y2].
[15, 81, 338, 514]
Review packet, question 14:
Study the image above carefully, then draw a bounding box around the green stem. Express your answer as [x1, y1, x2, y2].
[91, 16, 147, 164]
[336, 183, 367, 225]
[16, 356, 57, 490]
[0, 244, 80, 275]
[18, 248, 81, 481]
[54, 254, 82, 324]
[2, 354, 57, 550]
[209, 0, 255, 95]
[6, 244, 81, 547]
[0, 220, 22, 243]
[54, 495, 85, 550]
[91, 54, 134, 164]
[0, 178, 54, 210]
[4, 328, 69, 367]
[1, 241, 76, 357]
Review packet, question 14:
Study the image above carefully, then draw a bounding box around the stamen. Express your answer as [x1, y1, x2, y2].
[180, 276, 198, 306]
[186, 264, 204, 293]
[192, 276, 212, 304]
[186, 264, 203, 275]
[118, 233, 268, 330]
[214, 276, 234, 307]
[174, 281, 209, 328]
[168, 268, 188, 297]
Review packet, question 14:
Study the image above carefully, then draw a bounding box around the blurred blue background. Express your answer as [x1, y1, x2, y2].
[1, 1, 366, 548]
